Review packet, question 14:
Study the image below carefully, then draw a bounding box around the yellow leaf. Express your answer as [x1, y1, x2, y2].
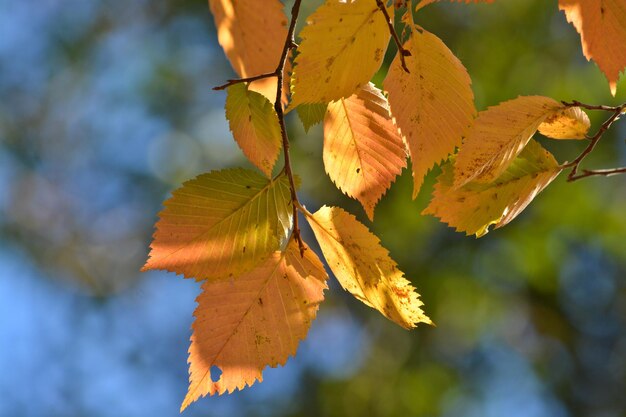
[225, 83, 282, 177]
[324, 83, 407, 220]
[423, 139, 562, 237]
[290, 0, 390, 107]
[209, 0, 289, 102]
[142, 169, 293, 281]
[559, 0, 626, 96]
[181, 239, 327, 410]
[306, 206, 432, 329]
[383, 28, 476, 198]
[454, 96, 564, 187]
[538, 106, 590, 140]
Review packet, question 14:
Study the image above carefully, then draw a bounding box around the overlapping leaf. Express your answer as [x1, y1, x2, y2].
[537, 106, 590, 140]
[384, 28, 476, 198]
[225, 83, 282, 177]
[181, 240, 328, 410]
[454, 96, 576, 187]
[142, 169, 293, 281]
[324, 83, 407, 220]
[424, 139, 562, 237]
[559, 0, 626, 96]
[290, 0, 390, 107]
[297, 103, 327, 133]
[306, 206, 432, 329]
[209, 0, 288, 101]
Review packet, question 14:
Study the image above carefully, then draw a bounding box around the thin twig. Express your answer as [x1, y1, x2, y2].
[562, 100, 625, 113]
[275, 0, 307, 256]
[213, 71, 277, 91]
[376, 0, 411, 73]
[559, 101, 626, 182]
[568, 167, 626, 181]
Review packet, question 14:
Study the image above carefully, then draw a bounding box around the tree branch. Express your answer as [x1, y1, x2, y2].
[560, 101, 626, 182]
[275, 0, 306, 256]
[376, 0, 411, 73]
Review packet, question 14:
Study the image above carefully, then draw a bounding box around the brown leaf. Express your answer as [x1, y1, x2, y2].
[559, 0, 626, 96]
[324, 83, 407, 220]
[181, 239, 328, 410]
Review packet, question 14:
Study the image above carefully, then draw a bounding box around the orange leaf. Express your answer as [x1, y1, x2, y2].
[209, 0, 289, 102]
[559, 0, 626, 96]
[384, 28, 476, 198]
[324, 83, 407, 220]
[181, 239, 327, 410]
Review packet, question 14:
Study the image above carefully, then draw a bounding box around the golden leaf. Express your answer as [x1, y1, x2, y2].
[559, 0, 626, 96]
[181, 239, 327, 410]
[306, 206, 432, 329]
[290, 0, 390, 107]
[225, 83, 282, 177]
[424, 139, 562, 237]
[454, 96, 564, 187]
[142, 169, 293, 281]
[538, 106, 590, 140]
[324, 83, 407, 220]
[383, 28, 476, 198]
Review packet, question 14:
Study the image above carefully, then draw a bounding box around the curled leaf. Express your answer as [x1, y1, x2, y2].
[306, 206, 432, 329]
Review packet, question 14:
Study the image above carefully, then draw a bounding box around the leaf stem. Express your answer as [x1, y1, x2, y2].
[560, 101, 626, 182]
[376, 0, 411, 73]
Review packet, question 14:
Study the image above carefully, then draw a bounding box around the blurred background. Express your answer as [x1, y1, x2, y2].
[1, 0, 625, 416]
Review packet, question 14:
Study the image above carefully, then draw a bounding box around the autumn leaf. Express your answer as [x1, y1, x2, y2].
[454, 96, 571, 187]
[181, 239, 327, 410]
[209, 0, 289, 102]
[559, 0, 626, 96]
[142, 169, 294, 281]
[297, 103, 327, 133]
[323, 83, 406, 220]
[424, 139, 562, 237]
[537, 106, 590, 140]
[225, 83, 281, 177]
[290, 0, 390, 107]
[384, 28, 476, 198]
[306, 206, 432, 329]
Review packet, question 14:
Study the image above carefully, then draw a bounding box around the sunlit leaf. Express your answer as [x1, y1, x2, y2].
[181, 239, 327, 410]
[142, 169, 294, 281]
[454, 96, 564, 187]
[225, 83, 281, 177]
[424, 139, 562, 237]
[324, 83, 406, 220]
[306, 206, 432, 329]
[384, 28, 476, 198]
[290, 0, 390, 107]
[538, 106, 590, 140]
[559, 0, 626, 96]
[209, 0, 289, 102]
